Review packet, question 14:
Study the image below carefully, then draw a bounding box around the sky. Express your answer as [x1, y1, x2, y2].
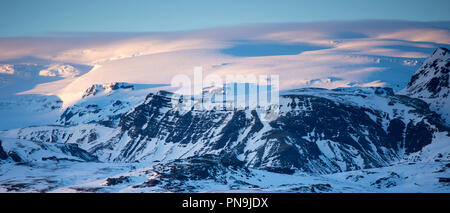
[1, 0, 450, 37]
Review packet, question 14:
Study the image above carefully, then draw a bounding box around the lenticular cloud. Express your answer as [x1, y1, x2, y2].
[0, 20, 449, 105]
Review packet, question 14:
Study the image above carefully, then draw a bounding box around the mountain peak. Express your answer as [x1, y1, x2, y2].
[82, 82, 134, 98]
[404, 47, 450, 124]
[406, 47, 449, 95]
[432, 47, 450, 57]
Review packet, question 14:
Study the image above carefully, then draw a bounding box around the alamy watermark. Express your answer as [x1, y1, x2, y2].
[170, 67, 280, 121]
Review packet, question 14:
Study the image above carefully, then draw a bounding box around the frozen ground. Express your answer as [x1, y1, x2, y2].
[0, 160, 448, 193]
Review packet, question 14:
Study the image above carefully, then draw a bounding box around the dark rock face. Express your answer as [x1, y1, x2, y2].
[7, 151, 22, 162]
[41, 156, 83, 162]
[157, 155, 238, 182]
[374, 87, 394, 96]
[132, 154, 251, 192]
[386, 118, 405, 147]
[58, 143, 98, 162]
[371, 172, 402, 188]
[0, 140, 8, 160]
[110, 90, 446, 174]
[119, 92, 174, 138]
[104, 176, 130, 186]
[212, 110, 248, 150]
[404, 121, 433, 154]
[59, 110, 75, 124]
[289, 183, 333, 193]
[264, 95, 389, 172]
[439, 177, 450, 183]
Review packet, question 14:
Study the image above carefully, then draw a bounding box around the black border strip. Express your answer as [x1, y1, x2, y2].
[1, 193, 448, 211]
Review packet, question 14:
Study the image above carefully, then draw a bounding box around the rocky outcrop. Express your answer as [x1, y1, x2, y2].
[0, 140, 8, 160]
[403, 47, 450, 124]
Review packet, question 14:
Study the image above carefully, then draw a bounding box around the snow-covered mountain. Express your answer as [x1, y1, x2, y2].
[402, 47, 450, 124]
[6, 86, 448, 173]
[0, 47, 449, 192]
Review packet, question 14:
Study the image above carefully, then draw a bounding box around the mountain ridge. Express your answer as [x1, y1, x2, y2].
[403, 47, 450, 124]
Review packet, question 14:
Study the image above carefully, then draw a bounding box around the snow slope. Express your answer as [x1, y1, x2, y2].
[402, 47, 450, 124]
[0, 156, 448, 193]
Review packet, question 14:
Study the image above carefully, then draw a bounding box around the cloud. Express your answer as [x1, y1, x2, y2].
[377, 29, 450, 44]
[1, 20, 448, 105]
[0, 64, 14, 74]
[50, 37, 227, 64]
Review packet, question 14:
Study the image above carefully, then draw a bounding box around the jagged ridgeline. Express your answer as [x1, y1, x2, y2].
[1, 48, 449, 177]
[8, 86, 449, 175]
[403, 47, 450, 125]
